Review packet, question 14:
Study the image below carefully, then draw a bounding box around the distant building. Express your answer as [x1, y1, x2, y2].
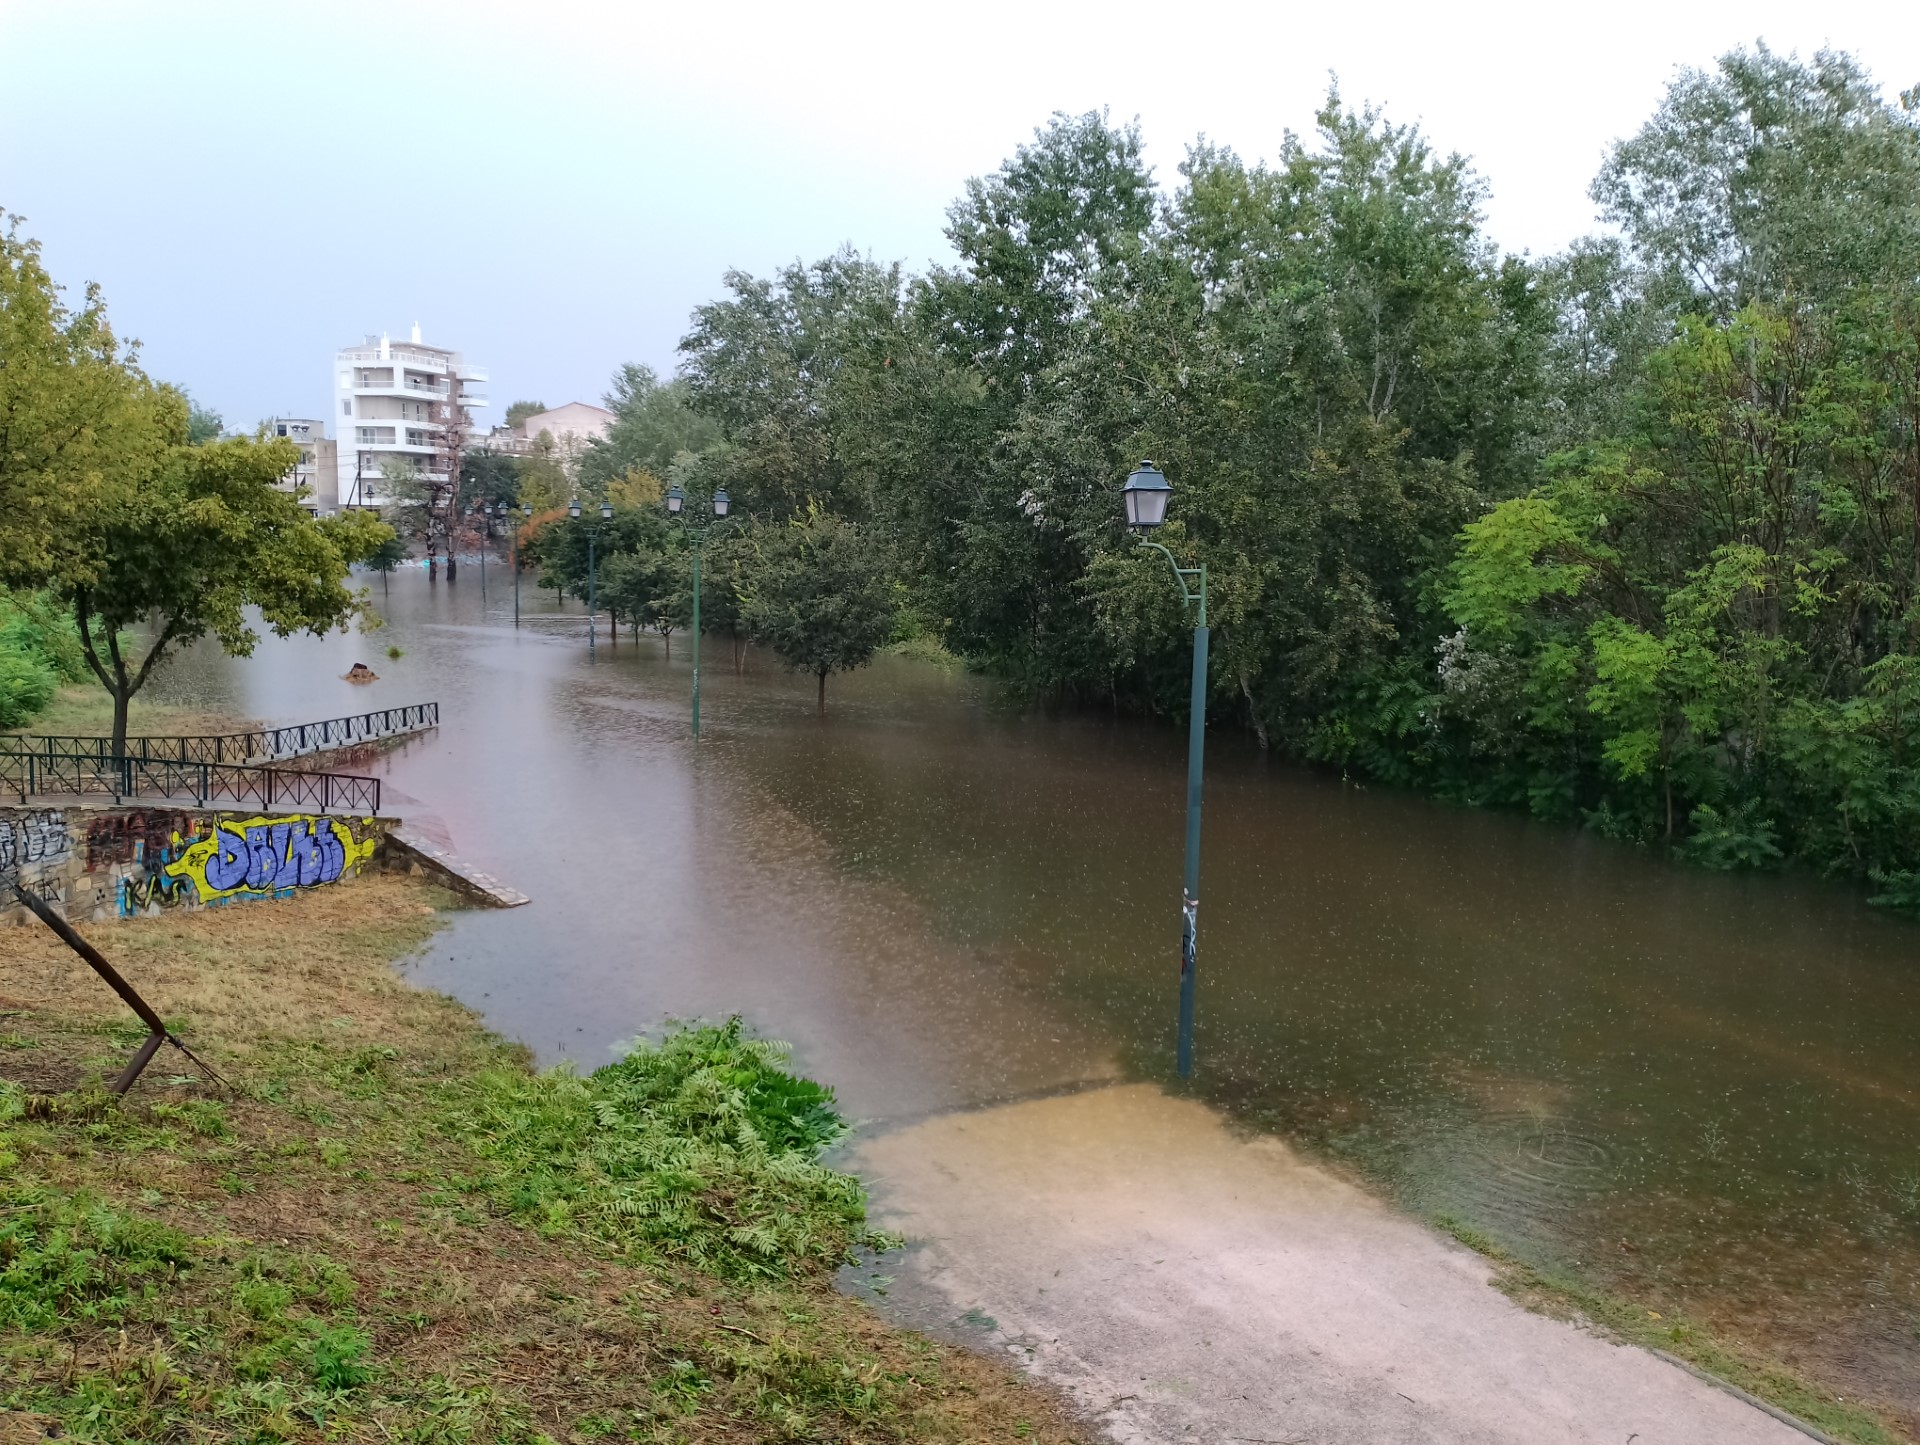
[517, 401, 614, 448]
[473, 424, 531, 458]
[332, 326, 488, 509]
[263, 417, 337, 513]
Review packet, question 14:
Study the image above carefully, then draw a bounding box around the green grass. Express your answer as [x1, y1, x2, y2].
[0, 877, 1090, 1444]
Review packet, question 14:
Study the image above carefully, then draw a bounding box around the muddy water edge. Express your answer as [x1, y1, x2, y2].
[147, 566, 1920, 1432]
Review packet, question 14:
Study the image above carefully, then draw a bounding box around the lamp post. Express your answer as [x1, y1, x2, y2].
[510, 502, 530, 628]
[1121, 459, 1208, 1079]
[570, 499, 614, 659]
[664, 482, 730, 738]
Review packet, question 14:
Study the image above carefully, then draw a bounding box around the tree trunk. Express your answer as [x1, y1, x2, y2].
[111, 686, 131, 762]
[664, 632, 672, 660]
[817, 670, 827, 711]
[447, 553, 458, 581]
[1240, 670, 1269, 750]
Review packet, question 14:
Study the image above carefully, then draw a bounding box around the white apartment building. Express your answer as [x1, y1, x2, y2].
[332, 326, 488, 509]
[263, 417, 337, 513]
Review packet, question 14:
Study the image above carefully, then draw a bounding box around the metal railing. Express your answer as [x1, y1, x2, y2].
[2, 702, 437, 768]
[3, 752, 381, 814]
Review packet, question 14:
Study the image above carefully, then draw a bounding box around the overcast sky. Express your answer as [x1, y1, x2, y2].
[3, 0, 1917, 432]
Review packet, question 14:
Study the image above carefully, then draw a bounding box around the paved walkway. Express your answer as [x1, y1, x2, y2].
[852, 1084, 1816, 1445]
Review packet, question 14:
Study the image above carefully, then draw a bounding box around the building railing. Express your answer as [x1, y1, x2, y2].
[1, 702, 437, 768]
[342, 349, 452, 373]
[2, 752, 382, 814]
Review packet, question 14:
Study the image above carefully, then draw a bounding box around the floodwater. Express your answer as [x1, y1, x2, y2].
[154, 565, 1920, 1426]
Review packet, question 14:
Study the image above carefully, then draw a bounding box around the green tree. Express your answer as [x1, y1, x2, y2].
[184, 395, 222, 444]
[738, 507, 894, 709]
[504, 399, 547, 430]
[578, 365, 719, 495]
[0, 212, 171, 591]
[365, 530, 410, 595]
[1594, 45, 1920, 316]
[64, 433, 389, 752]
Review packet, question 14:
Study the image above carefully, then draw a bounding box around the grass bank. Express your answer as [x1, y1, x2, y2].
[2, 680, 256, 739]
[0, 877, 1091, 1443]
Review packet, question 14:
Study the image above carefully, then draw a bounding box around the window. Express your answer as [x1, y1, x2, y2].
[342, 400, 351, 416]
[275, 424, 287, 437]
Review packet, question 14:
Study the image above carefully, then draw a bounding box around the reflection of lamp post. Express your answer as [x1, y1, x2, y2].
[1121, 460, 1207, 1079]
[663, 483, 730, 738]
[569, 499, 614, 659]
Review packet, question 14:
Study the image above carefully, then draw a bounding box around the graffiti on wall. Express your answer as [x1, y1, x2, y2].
[0, 809, 71, 881]
[161, 815, 377, 906]
[2, 807, 380, 922]
[87, 809, 196, 870]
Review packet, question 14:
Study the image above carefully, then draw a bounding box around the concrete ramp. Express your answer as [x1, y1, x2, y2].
[383, 825, 529, 909]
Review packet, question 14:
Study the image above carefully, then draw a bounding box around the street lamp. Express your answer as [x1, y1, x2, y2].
[1122, 459, 1208, 1079]
[510, 502, 531, 628]
[570, 499, 615, 659]
[663, 484, 730, 737]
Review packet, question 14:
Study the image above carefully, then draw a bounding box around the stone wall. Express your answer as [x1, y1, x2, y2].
[0, 804, 392, 926]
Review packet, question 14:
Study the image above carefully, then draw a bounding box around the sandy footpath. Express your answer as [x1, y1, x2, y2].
[851, 1083, 1814, 1445]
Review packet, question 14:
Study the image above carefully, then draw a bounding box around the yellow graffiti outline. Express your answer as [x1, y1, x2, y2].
[161, 814, 376, 904]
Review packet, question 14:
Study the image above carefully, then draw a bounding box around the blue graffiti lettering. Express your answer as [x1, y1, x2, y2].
[244, 825, 279, 890]
[204, 826, 251, 891]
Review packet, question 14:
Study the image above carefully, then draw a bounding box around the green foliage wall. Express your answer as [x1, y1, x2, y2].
[0, 588, 86, 727]
[631, 49, 1920, 891]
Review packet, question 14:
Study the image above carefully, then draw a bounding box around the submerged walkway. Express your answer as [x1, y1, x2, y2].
[855, 1084, 1817, 1445]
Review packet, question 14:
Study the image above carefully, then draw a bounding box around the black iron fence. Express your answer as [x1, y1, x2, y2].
[1, 751, 381, 814]
[2, 702, 436, 767]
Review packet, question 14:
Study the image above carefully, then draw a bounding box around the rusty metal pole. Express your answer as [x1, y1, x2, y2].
[9, 883, 226, 1095]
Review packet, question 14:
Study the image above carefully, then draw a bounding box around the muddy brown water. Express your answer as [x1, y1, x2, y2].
[152, 566, 1920, 1426]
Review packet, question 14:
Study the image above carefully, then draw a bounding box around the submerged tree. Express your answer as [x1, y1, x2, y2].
[738, 507, 894, 709]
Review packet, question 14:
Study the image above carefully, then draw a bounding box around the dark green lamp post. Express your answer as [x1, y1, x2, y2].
[570, 499, 614, 659]
[1122, 459, 1207, 1078]
[664, 483, 730, 738]
[511, 502, 531, 628]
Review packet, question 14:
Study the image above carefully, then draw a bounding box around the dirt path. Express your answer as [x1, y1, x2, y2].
[851, 1084, 1815, 1445]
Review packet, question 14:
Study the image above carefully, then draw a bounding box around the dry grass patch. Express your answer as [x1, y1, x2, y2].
[4, 681, 257, 739]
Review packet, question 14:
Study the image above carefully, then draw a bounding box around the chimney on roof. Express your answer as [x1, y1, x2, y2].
[410, 322, 422, 344]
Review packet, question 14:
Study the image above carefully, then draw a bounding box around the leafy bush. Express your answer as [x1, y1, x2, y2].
[0, 587, 86, 728]
[1684, 801, 1783, 871]
[446, 1019, 876, 1277]
[1867, 869, 1920, 914]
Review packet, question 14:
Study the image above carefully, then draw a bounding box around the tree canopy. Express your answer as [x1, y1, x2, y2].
[0, 215, 393, 746]
[604, 50, 1920, 894]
